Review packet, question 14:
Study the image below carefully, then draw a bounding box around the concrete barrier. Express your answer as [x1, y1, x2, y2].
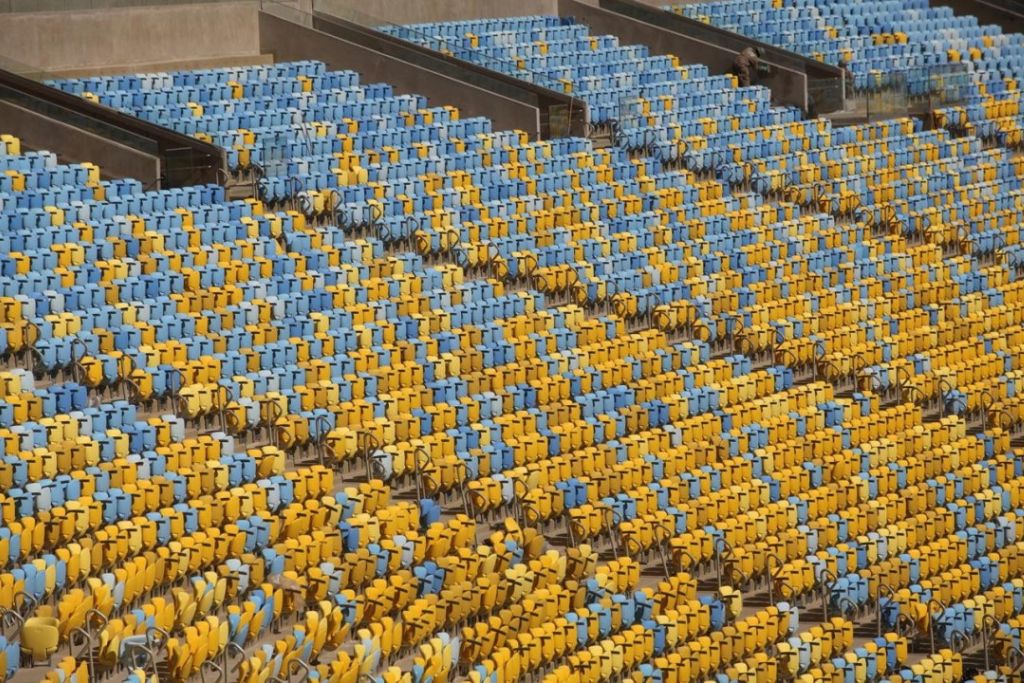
[313, 0, 557, 25]
[259, 9, 544, 136]
[0, 100, 160, 183]
[0, 1, 260, 74]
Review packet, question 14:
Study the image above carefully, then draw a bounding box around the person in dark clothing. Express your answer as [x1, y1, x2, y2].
[732, 47, 763, 87]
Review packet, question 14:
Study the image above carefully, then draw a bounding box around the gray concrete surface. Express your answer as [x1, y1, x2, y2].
[314, 0, 558, 27]
[0, 0, 231, 10]
[0, 1, 261, 74]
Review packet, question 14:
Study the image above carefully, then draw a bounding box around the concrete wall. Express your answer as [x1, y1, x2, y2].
[0, 0, 232, 10]
[626, 0, 702, 6]
[0, 1, 261, 74]
[314, 0, 557, 26]
[260, 11, 542, 136]
[0, 101, 160, 182]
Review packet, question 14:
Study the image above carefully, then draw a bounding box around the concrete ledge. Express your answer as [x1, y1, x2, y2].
[313, 0, 558, 25]
[0, 1, 260, 73]
[0, 100, 160, 183]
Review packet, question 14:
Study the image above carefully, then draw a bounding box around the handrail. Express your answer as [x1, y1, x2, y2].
[412, 446, 432, 503]
[216, 381, 236, 435]
[322, 188, 341, 228]
[765, 552, 788, 606]
[815, 357, 847, 383]
[713, 536, 734, 591]
[608, 120, 622, 147]
[735, 330, 761, 357]
[956, 223, 976, 256]
[652, 519, 675, 578]
[674, 548, 701, 574]
[283, 656, 313, 682]
[121, 639, 158, 678]
[692, 318, 714, 344]
[286, 176, 303, 215]
[521, 251, 539, 280]
[623, 535, 644, 565]
[119, 354, 139, 404]
[251, 162, 266, 202]
[214, 167, 230, 189]
[511, 477, 531, 528]
[652, 306, 672, 331]
[879, 204, 901, 234]
[611, 293, 631, 320]
[991, 406, 1019, 433]
[601, 507, 620, 558]
[927, 597, 948, 654]
[981, 613, 1001, 670]
[83, 608, 107, 632]
[146, 625, 170, 652]
[817, 567, 840, 621]
[70, 626, 96, 681]
[166, 366, 184, 420]
[25, 321, 44, 377]
[1007, 645, 1024, 674]
[876, 583, 899, 638]
[357, 431, 381, 480]
[936, 376, 961, 416]
[224, 400, 246, 440]
[400, 215, 422, 251]
[297, 191, 313, 217]
[896, 613, 917, 639]
[978, 387, 997, 426]
[0, 607, 22, 642]
[226, 642, 245, 663]
[775, 346, 815, 380]
[835, 595, 859, 619]
[466, 486, 492, 524]
[367, 202, 385, 241]
[69, 335, 90, 388]
[200, 658, 225, 683]
[265, 398, 284, 449]
[947, 628, 969, 653]
[17, 591, 39, 616]
[726, 561, 751, 589]
[455, 477, 473, 520]
[311, 413, 332, 468]
[892, 363, 913, 404]
[566, 513, 586, 549]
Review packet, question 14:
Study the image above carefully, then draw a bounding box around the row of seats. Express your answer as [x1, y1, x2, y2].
[51, 61, 1018, 367]
[382, 17, 805, 165]
[24, 5, 1024, 679]
[666, 0, 1024, 183]
[0, 132, 887, 682]
[671, 0, 990, 97]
